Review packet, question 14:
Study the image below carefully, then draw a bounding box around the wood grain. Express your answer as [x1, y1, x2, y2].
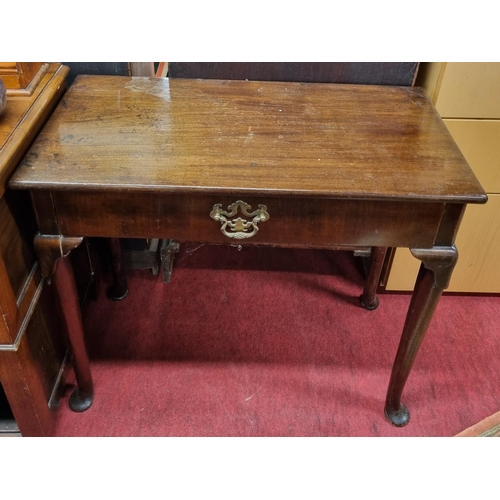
[0, 63, 70, 196]
[9, 76, 486, 204]
[0, 63, 71, 435]
[0, 192, 37, 298]
[50, 191, 445, 248]
[0, 285, 66, 436]
[14, 73, 484, 427]
[0, 62, 44, 90]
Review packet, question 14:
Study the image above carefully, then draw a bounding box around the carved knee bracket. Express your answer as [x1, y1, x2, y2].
[34, 234, 84, 278]
[410, 246, 458, 290]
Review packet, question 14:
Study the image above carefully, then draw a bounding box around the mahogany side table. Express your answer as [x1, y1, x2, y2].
[9, 76, 487, 427]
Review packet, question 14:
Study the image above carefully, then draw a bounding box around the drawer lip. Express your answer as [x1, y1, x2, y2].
[50, 191, 444, 250]
[10, 181, 488, 205]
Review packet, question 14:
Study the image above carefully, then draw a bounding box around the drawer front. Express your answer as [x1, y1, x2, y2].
[52, 191, 444, 249]
[444, 119, 500, 194]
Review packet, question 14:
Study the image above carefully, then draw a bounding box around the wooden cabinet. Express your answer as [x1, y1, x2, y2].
[386, 63, 500, 293]
[428, 63, 500, 119]
[0, 63, 70, 436]
[0, 63, 48, 96]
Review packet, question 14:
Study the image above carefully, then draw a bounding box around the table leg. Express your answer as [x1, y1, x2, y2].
[34, 234, 94, 412]
[160, 239, 180, 283]
[107, 238, 129, 300]
[360, 246, 387, 310]
[384, 246, 458, 426]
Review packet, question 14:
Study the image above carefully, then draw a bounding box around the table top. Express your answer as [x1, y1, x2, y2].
[9, 75, 486, 204]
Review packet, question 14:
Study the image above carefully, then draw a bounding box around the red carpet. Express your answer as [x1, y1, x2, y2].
[53, 244, 500, 436]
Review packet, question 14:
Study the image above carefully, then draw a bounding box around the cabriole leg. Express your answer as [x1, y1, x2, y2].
[34, 234, 94, 412]
[384, 246, 458, 426]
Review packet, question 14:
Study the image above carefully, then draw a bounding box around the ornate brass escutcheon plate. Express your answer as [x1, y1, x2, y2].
[210, 200, 270, 239]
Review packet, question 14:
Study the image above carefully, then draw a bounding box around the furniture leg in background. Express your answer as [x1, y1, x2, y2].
[160, 239, 180, 283]
[359, 246, 388, 310]
[107, 237, 128, 300]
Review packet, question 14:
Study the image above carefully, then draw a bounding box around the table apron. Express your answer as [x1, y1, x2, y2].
[49, 191, 444, 248]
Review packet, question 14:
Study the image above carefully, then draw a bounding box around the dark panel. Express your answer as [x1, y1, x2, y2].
[168, 62, 419, 86]
[0, 382, 14, 420]
[25, 285, 68, 399]
[0, 382, 19, 436]
[62, 62, 130, 86]
[0, 190, 37, 298]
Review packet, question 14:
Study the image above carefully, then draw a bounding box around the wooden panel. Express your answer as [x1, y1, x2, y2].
[0, 191, 37, 298]
[0, 62, 43, 90]
[0, 64, 61, 148]
[0, 63, 71, 434]
[386, 196, 500, 292]
[52, 191, 445, 249]
[444, 119, 500, 193]
[0, 63, 70, 196]
[9, 76, 486, 204]
[0, 255, 18, 344]
[168, 63, 419, 86]
[0, 285, 66, 436]
[434, 63, 500, 119]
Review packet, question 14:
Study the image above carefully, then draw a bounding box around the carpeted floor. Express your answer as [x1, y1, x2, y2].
[456, 410, 500, 436]
[53, 244, 500, 436]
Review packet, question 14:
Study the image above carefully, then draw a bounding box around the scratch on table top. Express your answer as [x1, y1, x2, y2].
[124, 80, 171, 101]
[243, 131, 254, 146]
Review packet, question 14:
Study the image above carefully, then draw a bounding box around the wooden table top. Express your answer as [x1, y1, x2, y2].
[9, 75, 486, 204]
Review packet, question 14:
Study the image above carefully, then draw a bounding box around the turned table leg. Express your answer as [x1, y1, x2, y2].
[360, 246, 387, 310]
[34, 234, 94, 412]
[384, 246, 458, 426]
[107, 238, 129, 300]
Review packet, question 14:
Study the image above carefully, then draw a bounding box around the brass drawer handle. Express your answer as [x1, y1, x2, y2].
[210, 200, 270, 239]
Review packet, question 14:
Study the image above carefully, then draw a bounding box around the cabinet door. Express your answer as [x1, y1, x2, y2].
[386, 195, 500, 293]
[444, 119, 500, 193]
[434, 63, 500, 119]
